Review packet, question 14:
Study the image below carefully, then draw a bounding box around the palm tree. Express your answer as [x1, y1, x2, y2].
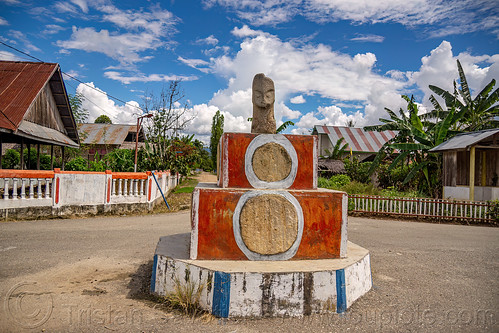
[428, 59, 499, 131]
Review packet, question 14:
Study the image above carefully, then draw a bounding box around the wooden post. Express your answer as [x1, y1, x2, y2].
[469, 146, 475, 201]
[20, 139, 24, 170]
[37, 143, 41, 170]
[27, 143, 31, 169]
[50, 145, 54, 170]
[481, 151, 486, 186]
[61, 146, 65, 171]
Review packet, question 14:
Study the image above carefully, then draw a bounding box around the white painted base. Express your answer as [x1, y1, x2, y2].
[151, 233, 372, 317]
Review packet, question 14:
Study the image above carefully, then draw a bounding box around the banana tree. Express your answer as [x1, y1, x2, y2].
[428, 59, 499, 131]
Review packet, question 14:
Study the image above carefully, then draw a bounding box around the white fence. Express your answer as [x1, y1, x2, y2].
[0, 169, 179, 212]
[349, 195, 495, 223]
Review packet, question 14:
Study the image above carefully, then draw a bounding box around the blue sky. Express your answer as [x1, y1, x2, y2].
[1, 0, 498, 142]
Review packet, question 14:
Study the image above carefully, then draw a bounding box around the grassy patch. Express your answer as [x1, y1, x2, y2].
[174, 186, 195, 194]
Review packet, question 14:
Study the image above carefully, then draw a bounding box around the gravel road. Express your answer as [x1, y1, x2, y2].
[0, 212, 497, 332]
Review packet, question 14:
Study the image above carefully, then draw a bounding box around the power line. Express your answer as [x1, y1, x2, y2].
[0, 40, 145, 113]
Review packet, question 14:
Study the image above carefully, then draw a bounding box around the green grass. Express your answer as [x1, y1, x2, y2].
[174, 186, 195, 194]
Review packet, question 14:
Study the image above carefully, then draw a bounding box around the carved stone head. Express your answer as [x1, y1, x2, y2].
[251, 73, 276, 134]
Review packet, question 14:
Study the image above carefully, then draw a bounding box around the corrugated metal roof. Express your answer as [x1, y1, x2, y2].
[78, 123, 143, 145]
[313, 125, 397, 153]
[429, 129, 499, 152]
[0, 61, 79, 145]
[17, 120, 79, 148]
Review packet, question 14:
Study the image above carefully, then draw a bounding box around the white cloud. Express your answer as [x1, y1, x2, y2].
[57, 27, 160, 65]
[0, 16, 8, 25]
[350, 34, 385, 43]
[56, 4, 179, 66]
[204, 0, 499, 37]
[177, 56, 211, 73]
[104, 71, 198, 84]
[0, 50, 21, 61]
[70, 0, 89, 13]
[62, 70, 80, 80]
[201, 27, 405, 133]
[9, 30, 41, 52]
[197, 35, 218, 45]
[42, 24, 65, 35]
[290, 95, 306, 104]
[76, 82, 141, 124]
[408, 40, 499, 108]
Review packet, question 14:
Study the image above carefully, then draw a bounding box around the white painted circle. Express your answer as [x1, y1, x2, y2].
[245, 134, 298, 189]
[233, 190, 304, 261]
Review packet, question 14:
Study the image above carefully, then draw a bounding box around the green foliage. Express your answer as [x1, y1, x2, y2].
[318, 174, 351, 189]
[341, 181, 381, 196]
[94, 115, 112, 124]
[209, 110, 224, 171]
[322, 137, 348, 160]
[104, 149, 134, 172]
[276, 120, 295, 133]
[69, 93, 89, 123]
[65, 156, 88, 171]
[174, 186, 195, 194]
[21, 148, 51, 170]
[488, 200, 499, 223]
[2, 149, 20, 169]
[344, 157, 372, 183]
[428, 60, 499, 131]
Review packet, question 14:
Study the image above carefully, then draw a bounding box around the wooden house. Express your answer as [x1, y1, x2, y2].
[0, 61, 79, 169]
[430, 129, 499, 201]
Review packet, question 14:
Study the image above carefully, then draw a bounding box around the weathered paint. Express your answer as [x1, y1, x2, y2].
[212, 271, 231, 317]
[152, 236, 372, 317]
[219, 133, 317, 190]
[191, 184, 345, 260]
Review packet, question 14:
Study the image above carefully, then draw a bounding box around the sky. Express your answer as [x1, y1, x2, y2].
[1, 0, 498, 143]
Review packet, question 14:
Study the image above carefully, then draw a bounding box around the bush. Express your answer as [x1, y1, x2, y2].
[65, 156, 88, 171]
[318, 175, 351, 189]
[104, 149, 134, 172]
[344, 157, 372, 183]
[2, 149, 20, 169]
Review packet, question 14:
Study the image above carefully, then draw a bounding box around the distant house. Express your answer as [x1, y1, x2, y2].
[430, 129, 499, 201]
[312, 125, 396, 161]
[0, 61, 79, 169]
[78, 123, 146, 159]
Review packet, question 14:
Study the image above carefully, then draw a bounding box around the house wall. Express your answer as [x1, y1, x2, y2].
[444, 149, 498, 187]
[24, 84, 66, 133]
[443, 186, 499, 201]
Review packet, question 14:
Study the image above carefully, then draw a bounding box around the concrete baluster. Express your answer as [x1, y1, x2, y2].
[20, 179, 26, 199]
[45, 178, 51, 198]
[12, 178, 18, 200]
[37, 179, 42, 199]
[3, 178, 9, 200]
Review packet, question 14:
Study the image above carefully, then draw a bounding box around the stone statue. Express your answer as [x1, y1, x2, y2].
[251, 73, 276, 134]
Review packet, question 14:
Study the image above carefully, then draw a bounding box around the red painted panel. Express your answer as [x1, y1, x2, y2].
[220, 133, 317, 190]
[193, 186, 344, 260]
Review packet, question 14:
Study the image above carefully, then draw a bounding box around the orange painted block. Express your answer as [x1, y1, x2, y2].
[217, 133, 318, 190]
[190, 183, 347, 261]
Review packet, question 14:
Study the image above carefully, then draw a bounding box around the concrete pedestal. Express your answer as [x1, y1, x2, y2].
[151, 233, 372, 317]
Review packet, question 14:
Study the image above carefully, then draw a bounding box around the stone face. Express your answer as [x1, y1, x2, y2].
[251, 73, 276, 134]
[252, 142, 292, 182]
[239, 194, 298, 255]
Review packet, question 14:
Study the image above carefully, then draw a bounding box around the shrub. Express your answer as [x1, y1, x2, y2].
[318, 175, 351, 189]
[104, 149, 134, 172]
[65, 156, 88, 171]
[2, 149, 20, 169]
[344, 157, 372, 183]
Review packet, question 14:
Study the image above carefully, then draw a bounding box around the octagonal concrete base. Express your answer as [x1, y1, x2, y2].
[150, 233, 372, 318]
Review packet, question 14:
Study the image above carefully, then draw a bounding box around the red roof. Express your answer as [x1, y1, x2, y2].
[0, 61, 58, 131]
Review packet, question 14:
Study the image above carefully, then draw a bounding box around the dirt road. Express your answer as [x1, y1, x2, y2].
[1, 211, 497, 332]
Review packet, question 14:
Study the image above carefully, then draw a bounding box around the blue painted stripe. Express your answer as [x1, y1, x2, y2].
[336, 269, 347, 313]
[150, 254, 158, 293]
[212, 271, 231, 318]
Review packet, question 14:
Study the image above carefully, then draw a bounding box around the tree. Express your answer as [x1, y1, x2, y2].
[428, 59, 499, 131]
[366, 95, 459, 196]
[94, 115, 112, 124]
[140, 80, 195, 175]
[69, 93, 89, 123]
[322, 137, 348, 160]
[276, 120, 294, 133]
[210, 110, 224, 172]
